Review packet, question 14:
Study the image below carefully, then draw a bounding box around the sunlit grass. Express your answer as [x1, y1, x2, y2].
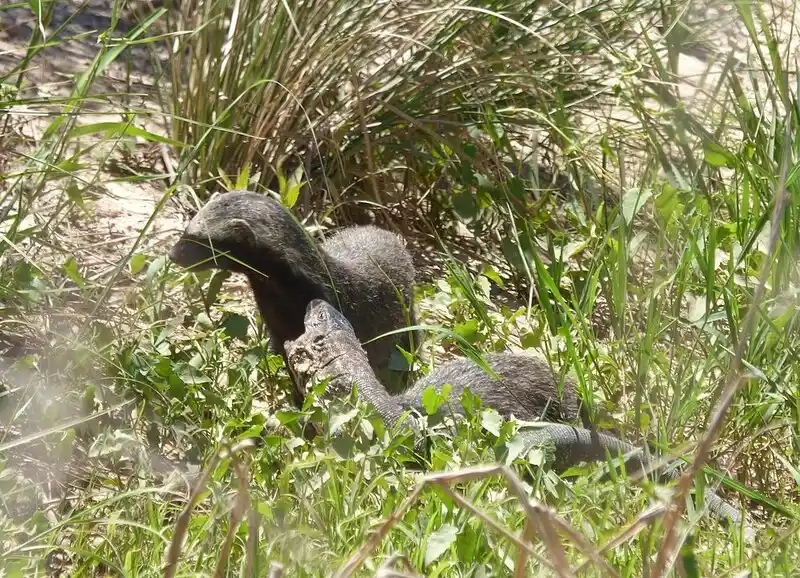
[0, 0, 799, 575]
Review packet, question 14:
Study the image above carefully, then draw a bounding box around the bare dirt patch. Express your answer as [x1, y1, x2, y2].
[1, 0, 183, 279]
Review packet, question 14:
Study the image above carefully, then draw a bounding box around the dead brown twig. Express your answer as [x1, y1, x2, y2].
[162, 438, 259, 578]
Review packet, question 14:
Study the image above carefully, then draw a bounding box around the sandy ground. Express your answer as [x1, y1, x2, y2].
[1, 0, 184, 274]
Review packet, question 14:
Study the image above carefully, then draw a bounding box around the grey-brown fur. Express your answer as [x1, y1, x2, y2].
[285, 298, 589, 430]
[285, 299, 752, 538]
[407, 354, 589, 425]
[168, 190, 419, 399]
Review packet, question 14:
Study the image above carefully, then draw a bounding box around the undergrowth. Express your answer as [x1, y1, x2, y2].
[0, 0, 799, 576]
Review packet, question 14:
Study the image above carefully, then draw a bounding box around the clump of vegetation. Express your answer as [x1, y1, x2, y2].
[0, 0, 798, 575]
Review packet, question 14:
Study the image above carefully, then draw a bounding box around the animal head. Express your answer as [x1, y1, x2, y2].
[283, 299, 362, 365]
[283, 298, 365, 396]
[168, 190, 294, 273]
[302, 298, 357, 338]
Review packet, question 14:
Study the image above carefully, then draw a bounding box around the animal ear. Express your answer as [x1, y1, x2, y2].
[229, 218, 256, 245]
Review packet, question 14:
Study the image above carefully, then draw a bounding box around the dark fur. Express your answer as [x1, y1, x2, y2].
[169, 190, 419, 397]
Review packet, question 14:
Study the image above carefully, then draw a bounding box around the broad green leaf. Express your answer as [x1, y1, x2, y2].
[453, 319, 479, 343]
[481, 408, 503, 436]
[621, 187, 653, 225]
[421, 383, 450, 415]
[146, 255, 168, 283]
[129, 254, 148, 275]
[221, 313, 250, 339]
[481, 265, 504, 288]
[329, 407, 359, 434]
[703, 142, 735, 168]
[62, 256, 85, 288]
[425, 523, 458, 566]
[503, 432, 528, 464]
[452, 191, 478, 222]
[283, 180, 303, 208]
[274, 409, 304, 426]
[455, 523, 479, 563]
[654, 184, 682, 223]
[234, 425, 266, 441]
[175, 363, 212, 385]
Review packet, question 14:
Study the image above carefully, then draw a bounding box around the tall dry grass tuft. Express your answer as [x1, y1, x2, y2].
[165, 0, 659, 216]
